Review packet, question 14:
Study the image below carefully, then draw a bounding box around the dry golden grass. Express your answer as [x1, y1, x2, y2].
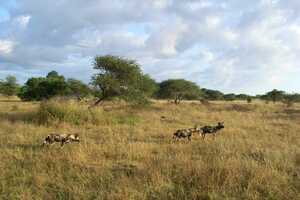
[0, 98, 299, 199]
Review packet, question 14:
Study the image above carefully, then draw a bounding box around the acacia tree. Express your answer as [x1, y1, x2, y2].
[91, 55, 156, 106]
[157, 79, 202, 104]
[0, 75, 20, 97]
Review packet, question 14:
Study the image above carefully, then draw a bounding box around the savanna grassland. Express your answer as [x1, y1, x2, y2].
[0, 97, 299, 200]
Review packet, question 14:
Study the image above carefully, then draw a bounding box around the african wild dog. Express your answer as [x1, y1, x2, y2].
[199, 122, 224, 139]
[42, 133, 80, 147]
[173, 127, 199, 141]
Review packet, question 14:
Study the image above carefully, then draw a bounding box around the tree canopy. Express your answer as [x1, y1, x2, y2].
[201, 88, 224, 101]
[18, 71, 89, 101]
[67, 79, 92, 100]
[157, 79, 202, 104]
[223, 93, 236, 101]
[5, 56, 299, 105]
[0, 75, 20, 96]
[261, 89, 285, 103]
[91, 55, 157, 106]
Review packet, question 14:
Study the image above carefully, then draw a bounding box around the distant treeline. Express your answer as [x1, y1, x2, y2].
[0, 55, 299, 106]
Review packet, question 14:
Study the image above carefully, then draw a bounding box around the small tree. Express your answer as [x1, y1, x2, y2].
[201, 88, 224, 101]
[247, 97, 252, 104]
[157, 79, 202, 104]
[91, 55, 154, 106]
[0, 75, 20, 97]
[262, 89, 285, 103]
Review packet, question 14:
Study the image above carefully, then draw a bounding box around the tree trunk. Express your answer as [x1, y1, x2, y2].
[174, 94, 181, 105]
[88, 96, 106, 109]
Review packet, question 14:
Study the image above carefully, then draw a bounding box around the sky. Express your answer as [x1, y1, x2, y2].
[0, 0, 300, 95]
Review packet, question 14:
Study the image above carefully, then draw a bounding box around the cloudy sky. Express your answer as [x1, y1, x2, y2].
[0, 0, 300, 94]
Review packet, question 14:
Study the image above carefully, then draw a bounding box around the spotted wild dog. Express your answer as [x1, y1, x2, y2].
[199, 122, 224, 139]
[42, 133, 80, 147]
[173, 127, 199, 141]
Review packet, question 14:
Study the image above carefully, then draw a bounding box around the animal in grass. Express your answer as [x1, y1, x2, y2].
[173, 127, 200, 141]
[199, 122, 224, 139]
[42, 133, 80, 147]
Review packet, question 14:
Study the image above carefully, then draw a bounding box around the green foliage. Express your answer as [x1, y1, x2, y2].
[66, 79, 92, 100]
[282, 93, 300, 107]
[247, 97, 252, 103]
[261, 89, 285, 103]
[18, 71, 69, 101]
[284, 93, 300, 102]
[201, 88, 224, 100]
[18, 77, 45, 101]
[157, 79, 202, 104]
[235, 94, 251, 100]
[0, 75, 20, 96]
[91, 55, 154, 105]
[139, 74, 159, 98]
[46, 71, 62, 79]
[223, 93, 236, 101]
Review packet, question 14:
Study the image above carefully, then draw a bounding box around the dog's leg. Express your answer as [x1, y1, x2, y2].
[172, 135, 177, 142]
[202, 133, 205, 140]
[42, 141, 47, 147]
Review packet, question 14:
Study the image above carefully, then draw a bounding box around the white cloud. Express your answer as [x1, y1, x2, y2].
[0, 40, 15, 55]
[0, 0, 300, 94]
[13, 15, 31, 28]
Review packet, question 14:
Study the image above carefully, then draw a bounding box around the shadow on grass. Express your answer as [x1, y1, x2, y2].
[0, 99, 21, 103]
[0, 111, 36, 124]
[1, 143, 43, 151]
[271, 108, 300, 121]
[282, 108, 300, 114]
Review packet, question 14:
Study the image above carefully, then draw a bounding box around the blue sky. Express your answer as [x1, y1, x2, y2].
[0, 0, 300, 95]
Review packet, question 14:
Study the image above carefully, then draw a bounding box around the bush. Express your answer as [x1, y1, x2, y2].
[247, 97, 252, 104]
[36, 99, 98, 125]
[35, 99, 142, 126]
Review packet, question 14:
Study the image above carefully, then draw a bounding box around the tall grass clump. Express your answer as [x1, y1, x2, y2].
[36, 99, 101, 125]
[35, 99, 142, 126]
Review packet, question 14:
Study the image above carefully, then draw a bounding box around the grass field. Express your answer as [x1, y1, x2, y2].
[0, 97, 299, 200]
